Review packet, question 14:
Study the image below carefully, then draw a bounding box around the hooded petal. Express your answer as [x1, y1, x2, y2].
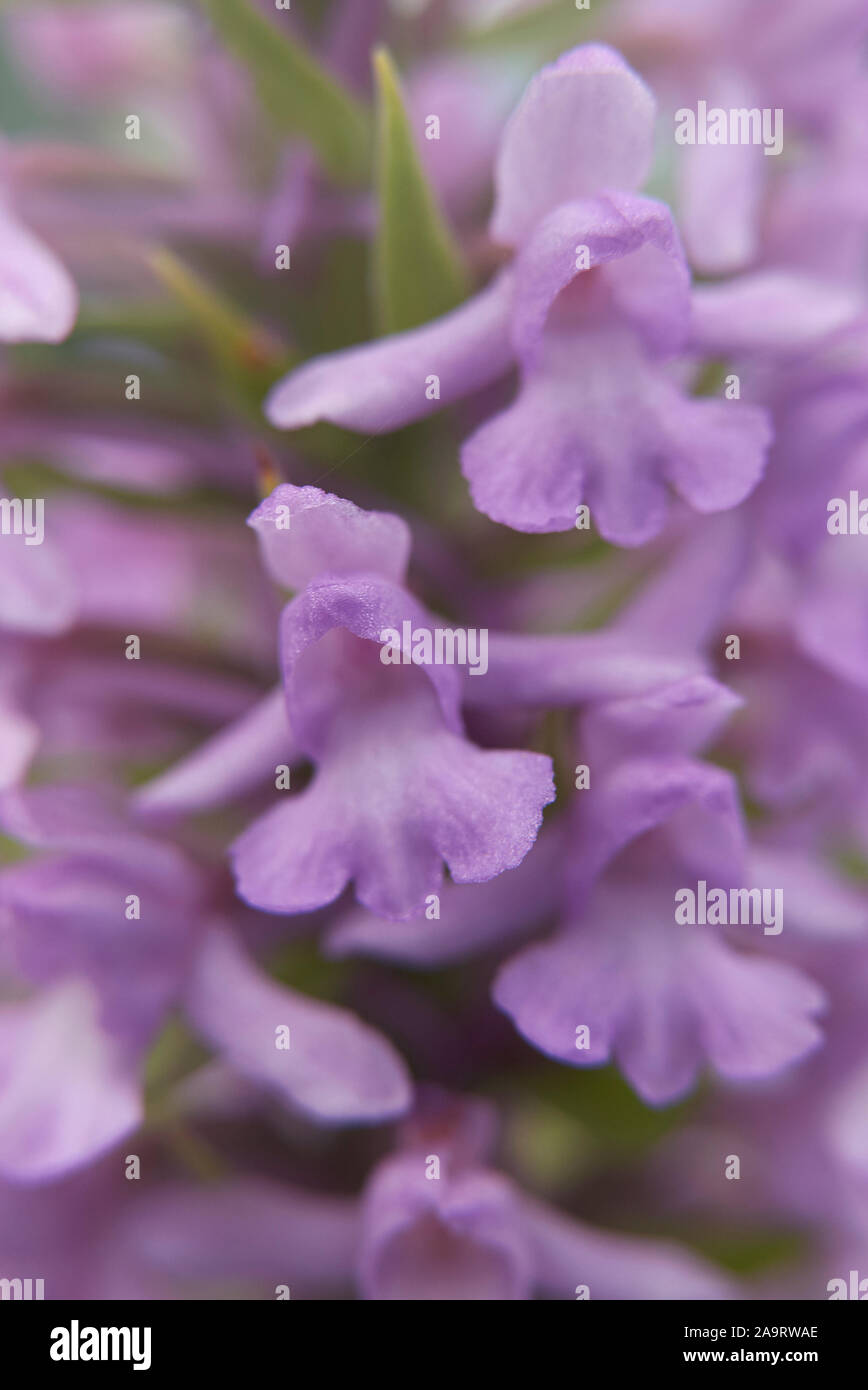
[230, 579, 552, 921]
[279, 576, 464, 750]
[359, 1152, 533, 1300]
[248, 484, 412, 589]
[490, 44, 656, 247]
[512, 192, 690, 365]
[569, 757, 746, 906]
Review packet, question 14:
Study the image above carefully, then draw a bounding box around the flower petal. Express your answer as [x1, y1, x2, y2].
[248, 483, 411, 589]
[490, 44, 656, 247]
[525, 1197, 733, 1299]
[494, 884, 825, 1105]
[0, 981, 142, 1182]
[184, 927, 412, 1125]
[0, 206, 77, 342]
[264, 270, 515, 433]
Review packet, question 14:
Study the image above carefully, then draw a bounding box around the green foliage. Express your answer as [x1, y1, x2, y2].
[198, 0, 371, 186]
[372, 47, 469, 334]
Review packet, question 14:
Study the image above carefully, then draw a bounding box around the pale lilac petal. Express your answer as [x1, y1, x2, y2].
[749, 845, 868, 940]
[409, 54, 517, 218]
[582, 675, 743, 761]
[691, 272, 863, 356]
[121, 1179, 359, 1292]
[325, 824, 563, 967]
[827, 1060, 868, 1176]
[795, 528, 868, 689]
[4, 3, 187, 97]
[490, 44, 656, 247]
[0, 205, 77, 342]
[512, 193, 690, 364]
[570, 758, 746, 905]
[652, 376, 772, 516]
[612, 511, 749, 653]
[47, 497, 278, 660]
[678, 139, 763, 276]
[248, 483, 411, 589]
[0, 703, 38, 790]
[0, 842, 204, 1046]
[133, 687, 293, 819]
[279, 577, 463, 749]
[0, 782, 206, 891]
[417, 733, 555, 886]
[265, 271, 515, 433]
[0, 981, 142, 1182]
[676, 68, 765, 276]
[494, 885, 825, 1104]
[466, 630, 701, 710]
[0, 528, 77, 634]
[232, 712, 554, 919]
[184, 927, 412, 1124]
[359, 1153, 533, 1300]
[462, 327, 771, 541]
[525, 1198, 733, 1299]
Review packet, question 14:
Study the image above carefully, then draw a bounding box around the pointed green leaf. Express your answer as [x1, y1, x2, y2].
[198, 0, 371, 186]
[372, 46, 470, 335]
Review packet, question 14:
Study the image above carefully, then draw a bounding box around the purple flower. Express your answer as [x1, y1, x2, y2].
[224, 484, 555, 919]
[265, 45, 771, 544]
[608, 0, 868, 272]
[114, 1092, 733, 1300]
[492, 677, 826, 1104]
[493, 879, 826, 1106]
[0, 784, 411, 1181]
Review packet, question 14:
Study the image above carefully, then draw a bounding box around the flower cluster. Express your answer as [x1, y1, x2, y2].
[1, 0, 867, 1301]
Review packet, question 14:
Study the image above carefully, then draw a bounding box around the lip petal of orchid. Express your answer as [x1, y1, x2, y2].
[462, 325, 771, 542]
[493, 883, 826, 1105]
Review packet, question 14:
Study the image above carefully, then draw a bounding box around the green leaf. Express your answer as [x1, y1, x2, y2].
[197, 0, 371, 186]
[147, 248, 293, 419]
[372, 46, 469, 335]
